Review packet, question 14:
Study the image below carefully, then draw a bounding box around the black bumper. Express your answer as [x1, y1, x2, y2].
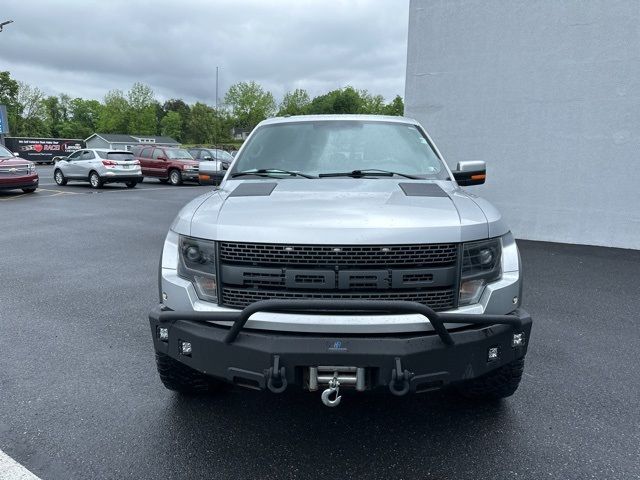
[149, 300, 532, 393]
[102, 176, 142, 184]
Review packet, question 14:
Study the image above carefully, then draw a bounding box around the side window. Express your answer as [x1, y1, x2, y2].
[152, 148, 164, 160]
[139, 147, 151, 158]
[82, 150, 95, 160]
[67, 151, 83, 161]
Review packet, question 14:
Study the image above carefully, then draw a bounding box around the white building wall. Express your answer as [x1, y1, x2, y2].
[405, 0, 640, 249]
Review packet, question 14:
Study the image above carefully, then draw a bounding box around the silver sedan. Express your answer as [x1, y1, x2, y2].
[53, 149, 142, 188]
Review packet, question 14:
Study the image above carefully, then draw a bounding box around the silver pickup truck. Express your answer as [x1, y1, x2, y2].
[149, 115, 532, 407]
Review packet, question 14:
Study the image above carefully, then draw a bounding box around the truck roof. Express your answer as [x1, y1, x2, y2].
[259, 114, 419, 126]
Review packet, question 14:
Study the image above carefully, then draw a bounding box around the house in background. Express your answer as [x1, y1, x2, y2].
[231, 127, 251, 141]
[85, 134, 180, 151]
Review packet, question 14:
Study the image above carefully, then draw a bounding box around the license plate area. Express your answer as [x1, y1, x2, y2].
[308, 366, 366, 391]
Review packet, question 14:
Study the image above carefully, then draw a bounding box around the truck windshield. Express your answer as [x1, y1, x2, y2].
[166, 149, 193, 159]
[231, 121, 448, 179]
[0, 145, 13, 157]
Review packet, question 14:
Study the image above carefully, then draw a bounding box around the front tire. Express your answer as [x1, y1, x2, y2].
[125, 181, 137, 188]
[54, 169, 67, 186]
[155, 352, 222, 393]
[456, 358, 525, 401]
[89, 171, 103, 189]
[168, 169, 183, 186]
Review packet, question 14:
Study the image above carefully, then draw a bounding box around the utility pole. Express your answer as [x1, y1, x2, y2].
[214, 66, 219, 148]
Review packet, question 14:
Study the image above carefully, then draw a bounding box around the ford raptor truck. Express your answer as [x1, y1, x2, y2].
[149, 115, 531, 407]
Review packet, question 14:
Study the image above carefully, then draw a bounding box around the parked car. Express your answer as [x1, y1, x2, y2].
[53, 149, 141, 189]
[187, 148, 232, 185]
[134, 146, 199, 185]
[0, 144, 39, 193]
[149, 115, 532, 408]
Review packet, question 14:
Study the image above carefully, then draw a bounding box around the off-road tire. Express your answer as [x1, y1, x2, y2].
[456, 358, 525, 400]
[54, 169, 67, 186]
[168, 169, 183, 186]
[155, 352, 220, 393]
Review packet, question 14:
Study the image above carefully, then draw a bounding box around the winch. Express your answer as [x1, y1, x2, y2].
[308, 366, 366, 407]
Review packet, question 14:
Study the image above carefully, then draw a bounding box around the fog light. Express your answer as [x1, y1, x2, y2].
[180, 341, 192, 356]
[157, 327, 169, 342]
[488, 347, 499, 362]
[512, 333, 525, 347]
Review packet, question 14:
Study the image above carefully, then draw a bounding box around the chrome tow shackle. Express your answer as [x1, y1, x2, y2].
[321, 374, 342, 407]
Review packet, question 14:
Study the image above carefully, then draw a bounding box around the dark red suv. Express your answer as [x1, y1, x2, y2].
[0, 144, 39, 193]
[133, 146, 199, 185]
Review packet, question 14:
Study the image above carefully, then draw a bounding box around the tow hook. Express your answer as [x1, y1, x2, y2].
[266, 355, 288, 393]
[389, 357, 412, 396]
[321, 373, 342, 407]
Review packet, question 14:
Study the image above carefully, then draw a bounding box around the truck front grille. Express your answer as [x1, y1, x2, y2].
[218, 241, 461, 311]
[219, 242, 458, 266]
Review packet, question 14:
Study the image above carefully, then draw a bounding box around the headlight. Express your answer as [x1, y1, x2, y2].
[177, 235, 218, 303]
[459, 237, 502, 305]
[27, 164, 36, 174]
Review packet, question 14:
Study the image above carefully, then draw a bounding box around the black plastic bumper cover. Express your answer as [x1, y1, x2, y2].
[149, 300, 532, 392]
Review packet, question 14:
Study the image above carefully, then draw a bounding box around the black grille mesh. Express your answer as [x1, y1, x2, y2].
[219, 242, 458, 266]
[221, 287, 456, 311]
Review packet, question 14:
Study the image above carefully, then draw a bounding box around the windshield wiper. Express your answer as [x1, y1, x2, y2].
[231, 169, 315, 179]
[318, 169, 420, 179]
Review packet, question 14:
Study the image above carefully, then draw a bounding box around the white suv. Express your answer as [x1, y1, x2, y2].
[54, 149, 142, 189]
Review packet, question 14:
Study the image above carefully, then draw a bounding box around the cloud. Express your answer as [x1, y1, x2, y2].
[0, 0, 408, 104]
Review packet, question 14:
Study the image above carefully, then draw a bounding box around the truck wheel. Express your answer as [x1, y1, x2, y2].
[54, 169, 67, 186]
[169, 169, 183, 186]
[155, 352, 221, 393]
[89, 171, 103, 189]
[456, 358, 525, 400]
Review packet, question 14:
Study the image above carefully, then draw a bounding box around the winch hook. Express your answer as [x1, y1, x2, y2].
[321, 374, 342, 407]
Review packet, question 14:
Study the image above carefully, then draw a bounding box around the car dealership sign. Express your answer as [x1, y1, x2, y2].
[4, 137, 85, 163]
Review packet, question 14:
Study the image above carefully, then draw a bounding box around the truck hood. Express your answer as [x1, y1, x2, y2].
[180, 179, 508, 244]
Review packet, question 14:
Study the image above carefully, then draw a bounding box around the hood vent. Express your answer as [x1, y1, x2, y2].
[398, 183, 448, 197]
[229, 182, 278, 197]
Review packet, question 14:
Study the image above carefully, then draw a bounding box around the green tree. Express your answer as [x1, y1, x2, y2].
[97, 89, 130, 133]
[307, 86, 364, 114]
[278, 88, 310, 116]
[186, 102, 216, 144]
[383, 95, 404, 116]
[0, 71, 20, 135]
[127, 82, 156, 134]
[14, 82, 49, 136]
[160, 111, 182, 141]
[163, 99, 191, 141]
[359, 90, 386, 114]
[224, 81, 276, 129]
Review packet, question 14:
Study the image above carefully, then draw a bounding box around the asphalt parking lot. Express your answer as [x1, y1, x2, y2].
[1, 165, 639, 479]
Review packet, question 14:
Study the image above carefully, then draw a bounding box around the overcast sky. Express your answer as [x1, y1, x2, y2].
[0, 0, 409, 105]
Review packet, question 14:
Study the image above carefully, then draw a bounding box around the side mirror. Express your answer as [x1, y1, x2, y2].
[198, 161, 221, 186]
[203, 156, 213, 161]
[13, 152, 19, 157]
[452, 161, 486, 186]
